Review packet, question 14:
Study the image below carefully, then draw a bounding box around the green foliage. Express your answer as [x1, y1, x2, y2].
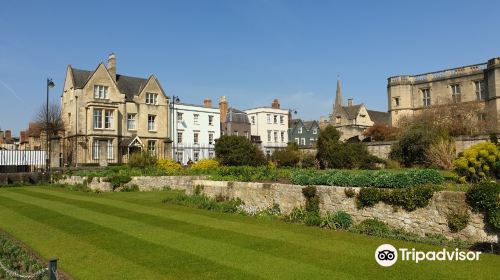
[128, 151, 158, 168]
[119, 184, 139, 192]
[210, 166, 291, 182]
[356, 188, 384, 208]
[162, 192, 244, 213]
[108, 174, 132, 190]
[291, 169, 443, 188]
[272, 148, 300, 167]
[304, 212, 321, 227]
[388, 185, 437, 211]
[488, 208, 500, 231]
[352, 219, 391, 236]
[287, 207, 306, 223]
[490, 133, 498, 145]
[301, 186, 319, 214]
[299, 152, 317, 168]
[0, 233, 47, 280]
[390, 125, 444, 167]
[330, 211, 353, 230]
[447, 210, 470, 233]
[344, 187, 356, 198]
[466, 181, 500, 212]
[215, 135, 267, 166]
[453, 142, 500, 182]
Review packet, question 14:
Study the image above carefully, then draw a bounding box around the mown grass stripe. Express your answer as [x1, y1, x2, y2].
[0, 194, 258, 280]
[16, 188, 381, 277]
[0, 191, 348, 279]
[0, 204, 167, 280]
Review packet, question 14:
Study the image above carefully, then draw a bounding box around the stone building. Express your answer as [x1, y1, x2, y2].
[172, 98, 220, 164]
[288, 119, 320, 148]
[60, 53, 171, 165]
[321, 79, 389, 141]
[219, 96, 251, 139]
[388, 57, 500, 131]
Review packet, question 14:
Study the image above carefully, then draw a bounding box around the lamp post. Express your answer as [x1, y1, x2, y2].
[75, 94, 78, 167]
[170, 95, 180, 161]
[46, 78, 55, 171]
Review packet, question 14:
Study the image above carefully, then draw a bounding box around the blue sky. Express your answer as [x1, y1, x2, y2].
[1, 0, 499, 135]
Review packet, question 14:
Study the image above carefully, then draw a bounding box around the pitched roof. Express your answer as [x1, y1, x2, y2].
[367, 110, 390, 125]
[71, 67, 149, 101]
[302, 121, 319, 130]
[226, 108, 250, 123]
[342, 104, 362, 119]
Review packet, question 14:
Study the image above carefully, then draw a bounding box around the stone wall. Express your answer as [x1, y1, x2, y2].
[365, 135, 492, 159]
[56, 175, 498, 243]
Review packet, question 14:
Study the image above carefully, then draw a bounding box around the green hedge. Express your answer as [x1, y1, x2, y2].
[290, 169, 444, 188]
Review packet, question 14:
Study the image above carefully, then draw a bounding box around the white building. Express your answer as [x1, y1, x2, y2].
[171, 99, 220, 164]
[244, 99, 289, 157]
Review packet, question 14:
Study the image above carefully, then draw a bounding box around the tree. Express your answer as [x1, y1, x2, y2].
[34, 102, 65, 139]
[215, 135, 267, 166]
[363, 124, 398, 141]
[272, 143, 301, 167]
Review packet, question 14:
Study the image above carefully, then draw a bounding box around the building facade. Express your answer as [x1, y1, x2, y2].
[219, 96, 252, 139]
[244, 99, 289, 156]
[321, 79, 389, 140]
[288, 119, 320, 148]
[388, 57, 500, 131]
[172, 99, 220, 164]
[60, 53, 171, 165]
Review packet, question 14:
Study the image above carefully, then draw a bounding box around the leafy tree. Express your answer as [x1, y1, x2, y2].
[363, 124, 398, 141]
[272, 144, 300, 167]
[215, 136, 267, 166]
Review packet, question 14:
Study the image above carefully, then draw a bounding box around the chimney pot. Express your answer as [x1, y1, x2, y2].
[108, 53, 116, 82]
[203, 98, 213, 108]
[271, 99, 280, 109]
[348, 98, 353, 107]
[5, 130, 11, 141]
[219, 96, 228, 123]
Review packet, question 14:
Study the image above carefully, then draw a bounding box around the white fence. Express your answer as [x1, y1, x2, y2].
[0, 150, 46, 172]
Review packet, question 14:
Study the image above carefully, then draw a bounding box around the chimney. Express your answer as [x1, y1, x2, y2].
[348, 98, 353, 107]
[5, 130, 11, 142]
[203, 98, 213, 108]
[219, 96, 228, 123]
[20, 131, 27, 143]
[108, 53, 116, 82]
[0, 129, 3, 144]
[271, 99, 280, 109]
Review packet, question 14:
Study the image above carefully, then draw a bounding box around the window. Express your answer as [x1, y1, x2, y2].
[298, 127, 302, 134]
[280, 116, 284, 124]
[177, 112, 183, 122]
[266, 114, 271, 124]
[451, 84, 461, 103]
[148, 115, 156, 131]
[208, 133, 214, 145]
[93, 140, 99, 160]
[295, 138, 299, 145]
[273, 115, 278, 124]
[422, 88, 431, 107]
[107, 140, 113, 160]
[312, 128, 318, 135]
[280, 131, 285, 143]
[208, 115, 214, 126]
[233, 131, 239, 136]
[335, 116, 341, 124]
[193, 114, 199, 125]
[209, 152, 214, 158]
[104, 110, 113, 129]
[475, 80, 486, 100]
[194, 132, 199, 144]
[147, 140, 156, 155]
[267, 130, 272, 142]
[274, 131, 278, 142]
[93, 109, 102, 129]
[146, 92, 158, 105]
[176, 151, 183, 162]
[93, 85, 108, 99]
[177, 132, 183, 144]
[393, 97, 400, 107]
[194, 151, 199, 161]
[244, 131, 249, 138]
[301, 138, 306, 145]
[127, 114, 136, 130]
[251, 116, 255, 125]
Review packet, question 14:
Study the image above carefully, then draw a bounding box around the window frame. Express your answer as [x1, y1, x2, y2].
[422, 88, 431, 107]
[148, 115, 156, 132]
[127, 113, 137, 130]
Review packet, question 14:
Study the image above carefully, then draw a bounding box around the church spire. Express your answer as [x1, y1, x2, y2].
[334, 76, 342, 109]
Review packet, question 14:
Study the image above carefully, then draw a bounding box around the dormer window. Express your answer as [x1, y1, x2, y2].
[146, 92, 158, 105]
[298, 127, 303, 134]
[94, 85, 108, 99]
[335, 116, 341, 124]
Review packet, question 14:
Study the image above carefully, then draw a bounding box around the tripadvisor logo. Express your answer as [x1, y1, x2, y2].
[375, 244, 482, 267]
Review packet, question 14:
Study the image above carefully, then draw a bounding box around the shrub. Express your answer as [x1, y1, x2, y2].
[385, 159, 401, 170]
[304, 212, 321, 226]
[453, 142, 500, 181]
[356, 188, 384, 208]
[287, 207, 306, 223]
[302, 186, 320, 214]
[331, 211, 353, 230]
[447, 210, 470, 232]
[190, 159, 220, 170]
[488, 208, 500, 231]
[119, 184, 139, 192]
[425, 138, 456, 170]
[344, 187, 356, 198]
[352, 219, 391, 236]
[320, 212, 338, 229]
[300, 152, 318, 168]
[363, 124, 399, 141]
[128, 151, 157, 168]
[108, 174, 132, 190]
[215, 135, 267, 166]
[157, 159, 182, 173]
[272, 148, 300, 167]
[162, 192, 243, 213]
[388, 185, 436, 211]
[465, 181, 500, 212]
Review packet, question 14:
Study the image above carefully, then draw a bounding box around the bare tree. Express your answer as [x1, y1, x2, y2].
[34, 102, 65, 138]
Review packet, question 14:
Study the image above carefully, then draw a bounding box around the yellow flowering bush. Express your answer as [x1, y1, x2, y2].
[157, 159, 182, 172]
[190, 159, 220, 170]
[453, 142, 500, 182]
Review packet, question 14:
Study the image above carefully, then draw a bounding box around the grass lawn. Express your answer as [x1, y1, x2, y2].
[0, 187, 498, 279]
